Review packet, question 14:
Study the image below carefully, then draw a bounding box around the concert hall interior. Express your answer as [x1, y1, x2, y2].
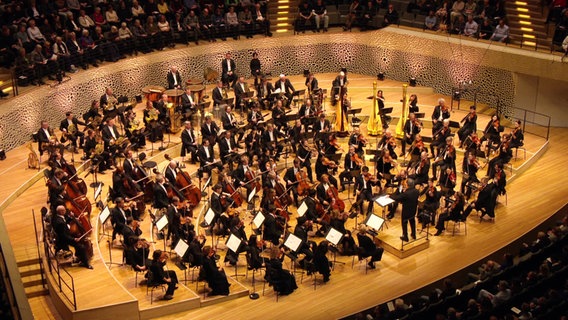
[1, 4, 568, 320]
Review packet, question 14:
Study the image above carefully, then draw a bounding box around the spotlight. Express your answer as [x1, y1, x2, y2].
[409, 77, 417, 87]
[453, 91, 461, 101]
[377, 72, 385, 81]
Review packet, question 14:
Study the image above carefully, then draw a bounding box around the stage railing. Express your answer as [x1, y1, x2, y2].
[41, 212, 77, 311]
[503, 107, 551, 141]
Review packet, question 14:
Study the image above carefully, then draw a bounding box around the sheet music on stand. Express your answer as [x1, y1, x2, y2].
[365, 213, 385, 232]
[375, 194, 395, 207]
[202, 176, 212, 192]
[326, 228, 344, 246]
[94, 183, 103, 201]
[226, 234, 242, 253]
[283, 233, 302, 252]
[252, 211, 265, 228]
[156, 215, 169, 231]
[174, 239, 189, 257]
[297, 201, 308, 217]
[99, 205, 111, 224]
[204, 207, 215, 226]
[247, 187, 256, 203]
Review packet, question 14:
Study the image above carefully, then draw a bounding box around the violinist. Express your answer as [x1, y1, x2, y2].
[430, 118, 452, 158]
[143, 100, 164, 143]
[52, 205, 93, 269]
[461, 153, 480, 199]
[293, 217, 316, 269]
[439, 167, 457, 196]
[408, 151, 430, 186]
[299, 98, 316, 132]
[389, 178, 419, 242]
[481, 115, 504, 155]
[201, 246, 230, 296]
[418, 179, 441, 228]
[59, 111, 86, 152]
[201, 115, 220, 147]
[247, 103, 265, 128]
[325, 133, 342, 155]
[431, 98, 451, 136]
[432, 137, 456, 181]
[408, 94, 419, 113]
[37, 120, 65, 156]
[261, 123, 284, 161]
[197, 138, 222, 178]
[487, 134, 512, 177]
[510, 120, 524, 149]
[110, 197, 132, 244]
[331, 211, 357, 256]
[224, 217, 248, 266]
[315, 154, 339, 189]
[356, 225, 384, 269]
[463, 131, 481, 153]
[376, 151, 397, 183]
[490, 164, 506, 197]
[434, 192, 466, 236]
[284, 159, 302, 207]
[219, 130, 239, 169]
[348, 127, 366, 156]
[272, 99, 288, 131]
[339, 146, 361, 192]
[354, 166, 379, 215]
[149, 250, 178, 300]
[232, 155, 256, 196]
[296, 139, 314, 182]
[462, 177, 497, 221]
[153, 174, 170, 210]
[377, 130, 397, 159]
[401, 113, 421, 156]
[180, 121, 198, 164]
[458, 105, 477, 148]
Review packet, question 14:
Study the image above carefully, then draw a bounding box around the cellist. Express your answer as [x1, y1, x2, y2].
[354, 166, 378, 215]
[52, 205, 93, 269]
[284, 159, 302, 207]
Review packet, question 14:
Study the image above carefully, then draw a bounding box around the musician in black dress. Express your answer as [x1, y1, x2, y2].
[294, 217, 315, 268]
[265, 247, 297, 295]
[487, 135, 512, 177]
[52, 205, 93, 269]
[224, 217, 248, 266]
[149, 250, 178, 300]
[202, 245, 231, 296]
[180, 121, 198, 163]
[284, 159, 301, 206]
[509, 120, 524, 149]
[313, 240, 332, 282]
[434, 192, 466, 236]
[461, 153, 480, 199]
[356, 225, 384, 269]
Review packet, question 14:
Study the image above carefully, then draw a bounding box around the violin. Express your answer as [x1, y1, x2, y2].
[357, 134, 368, 146]
[351, 153, 364, 167]
[329, 136, 344, 152]
[273, 196, 290, 222]
[363, 172, 378, 183]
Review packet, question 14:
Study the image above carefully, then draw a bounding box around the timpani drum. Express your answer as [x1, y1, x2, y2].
[187, 85, 206, 102]
[165, 88, 184, 106]
[142, 85, 166, 102]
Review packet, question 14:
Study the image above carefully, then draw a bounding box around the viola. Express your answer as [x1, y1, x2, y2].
[351, 153, 364, 167]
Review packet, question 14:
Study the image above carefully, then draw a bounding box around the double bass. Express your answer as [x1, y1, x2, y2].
[67, 210, 94, 259]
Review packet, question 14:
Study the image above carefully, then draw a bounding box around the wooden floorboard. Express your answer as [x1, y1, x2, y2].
[0, 74, 566, 319]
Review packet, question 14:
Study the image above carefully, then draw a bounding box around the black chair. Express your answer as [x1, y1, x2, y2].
[146, 270, 166, 304]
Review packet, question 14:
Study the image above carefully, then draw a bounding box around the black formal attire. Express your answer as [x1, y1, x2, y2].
[256, 81, 274, 109]
[52, 214, 90, 267]
[218, 135, 238, 166]
[299, 104, 316, 131]
[180, 92, 196, 117]
[458, 114, 477, 144]
[153, 183, 170, 209]
[461, 160, 479, 198]
[316, 182, 333, 206]
[37, 127, 56, 154]
[331, 75, 348, 106]
[197, 144, 221, 177]
[313, 245, 331, 282]
[431, 105, 450, 135]
[356, 233, 383, 264]
[354, 174, 377, 214]
[149, 258, 178, 296]
[59, 117, 86, 148]
[401, 119, 421, 154]
[225, 224, 248, 264]
[430, 127, 452, 157]
[212, 86, 226, 107]
[435, 199, 465, 232]
[101, 124, 120, 150]
[409, 160, 430, 186]
[202, 255, 230, 295]
[339, 153, 361, 190]
[432, 146, 456, 180]
[200, 121, 219, 146]
[487, 146, 512, 177]
[221, 58, 237, 87]
[271, 106, 287, 131]
[233, 81, 251, 111]
[313, 118, 330, 133]
[262, 212, 281, 245]
[296, 143, 313, 181]
[284, 167, 300, 206]
[510, 129, 524, 148]
[111, 206, 130, 241]
[247, 110, 264, 127]
[273, 78, 295, 107]
[463, 183, 496, 219]
[124, 244, 150, 271]
[302, 196, 319, 222]
[265, 258, 297, 295]
[166, 70, 182, 89]
[166, 204, 181, 247]
[209, 192, 225, 228]
[261, 129, 283, 159]
[390, 187, 419, 240]
[180, 128, 198, 162]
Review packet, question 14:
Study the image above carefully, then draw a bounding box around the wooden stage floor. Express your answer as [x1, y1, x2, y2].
[0, 73, 566, 320]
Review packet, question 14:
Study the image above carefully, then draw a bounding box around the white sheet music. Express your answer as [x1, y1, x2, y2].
[226, 234, 242, 253]
[94, 183, 102, 200]
[204, 208, 215, 225]
[156, 215, 168, 231]
[326, 228, 344, 246]
[174, 239, 189, 257]
[375, 195, 395, 207]
[297, 201, 308, 217]
[366, 214, 385, 231]
[202, 176, 212, 191]
[253, 212, 265, 228]
[248, 187, 256, 203]
[284, 233, 302, 252]
[99, 206, 111, 224]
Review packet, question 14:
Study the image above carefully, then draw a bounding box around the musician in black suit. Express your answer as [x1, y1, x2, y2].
[305, 73, 319, 93]
[52, 205, 93, 269]
[284, 159, 302, 206]
[149, 250, 178, 300]
[221, 52, 237, 87]
[111, 197, 131, 242]
[233, 76, 251, 111]
[409, 151, 430, 186]
[316, 174, 334, 207]
[390, 179, 420, 242]
[166, 197, 182, 247]
[209, 184, 226, 226]
[256, 77, 274, 109]
[224, 217, 248, 265]
[296, 139, 314, 182]
[247, 104, 264, 127]
[354, 166, 378, 215]
[430, 119, 451, 158]
[100, 87, 118, 116]
[299, 99, 316, 132]
[313, 113, 331, 133]
[294, 217, 315, 267]
[212, 80, 226, 107]
[180, 121, 198, 163]
[261, 123, 283, 160]
[37, 120, 64, 155]
[166, 66, 182, 89]
[200, 115, 219, 146]
[180, 87, 196, 118]
[431, 98, 451, 136]
[273, 74, 295, 108]
[164, 160, 179, 186]
[262, 210, 282, 245]
[356, 225, 384, 269]
[218, 130, 238, 168]
[462, 177, 496, 220]
[331, 71, 348, 106]
[339, 146, 361, 192]
[401, 113, 421, 156]
[271, 100, 288, 131]
[153, 175, 170, 210]
[197, 138, 221, 178]
[48, 169, 67, 212]
[59, 112, 86, 151]
[101, 118, 121, 153]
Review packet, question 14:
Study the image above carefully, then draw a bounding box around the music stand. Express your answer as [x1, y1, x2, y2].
[373, 195, 394, 229]
[173, 239, 191, 282]
[283, 233, 303, 276]
[297, 201, 308, 218]
[156, 215, 169, 251]
[225, 234, 245, 278]
[364, 213, 385, 237]
[98, 205, 111, 239]
[252, 211, 265, 235]
[325, 228, 345, 269]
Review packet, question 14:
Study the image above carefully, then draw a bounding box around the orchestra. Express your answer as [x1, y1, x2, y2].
[36, 73, 522, 304]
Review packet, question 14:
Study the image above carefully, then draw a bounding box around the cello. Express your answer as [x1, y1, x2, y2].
[164, 154, 202, 207]
[326, 185, 345, 213]
[66, 209, 94, 259]
[221, 172, 243, 207]
[296, 169, 311, 196]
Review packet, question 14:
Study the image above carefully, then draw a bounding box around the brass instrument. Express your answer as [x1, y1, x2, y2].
[145, 108, 159, 123]
[166, 102, 181, 133]
[222, 87, 228, 99]
[395, 84, 410, 139]
[128, 119, 140, 133]
[367, 81, 383, 136]
[27, 141, 39, 169]
[104, 95, 118, 111]
[111, 136, 129, 147]
[92, 142, 104, 157]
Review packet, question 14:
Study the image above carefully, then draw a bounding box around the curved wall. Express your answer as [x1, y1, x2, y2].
[2, 28, 564, 151]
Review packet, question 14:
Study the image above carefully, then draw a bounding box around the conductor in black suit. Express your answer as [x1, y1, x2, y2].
[273, 74, 295, 108]
[389, 179, 419, 242]
[166, 66, 182, 89]
[221, 52, 237, 87]
[180, 121, 198, 163]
